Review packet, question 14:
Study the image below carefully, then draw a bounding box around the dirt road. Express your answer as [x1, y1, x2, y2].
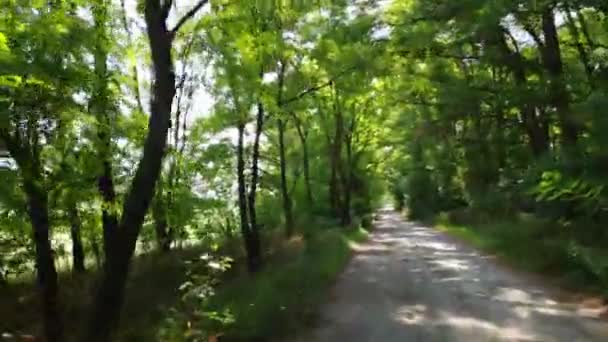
[295, 209, 608, 341]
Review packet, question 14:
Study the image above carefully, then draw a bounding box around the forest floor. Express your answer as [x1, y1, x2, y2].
[294, 208, 608, 342]
[0, 227, 368, 341]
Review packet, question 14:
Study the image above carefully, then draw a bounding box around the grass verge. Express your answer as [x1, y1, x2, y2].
[434, 210, 608, 295]
[0, 227, 368, 341]
[205, 227, 368, 341]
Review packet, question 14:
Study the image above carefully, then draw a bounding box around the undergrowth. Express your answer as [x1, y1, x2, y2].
[1, 226, 368, 341]
[202, 227, 368, 341]
[434, 210, 608, 295]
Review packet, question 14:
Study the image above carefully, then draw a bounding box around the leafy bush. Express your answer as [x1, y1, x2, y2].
[406, 167, 440, 219]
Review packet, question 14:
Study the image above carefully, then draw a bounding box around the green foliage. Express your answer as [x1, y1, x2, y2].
[203, 228, 367, 341]
[436, 211, 608, 292]
[157, 253, 235, 341]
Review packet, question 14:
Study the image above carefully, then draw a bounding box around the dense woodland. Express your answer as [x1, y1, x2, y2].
[1, 0, 608, 341]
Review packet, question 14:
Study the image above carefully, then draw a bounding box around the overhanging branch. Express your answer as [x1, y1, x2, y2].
[170, 0, 209, 35]
[279, 66, 356, 107]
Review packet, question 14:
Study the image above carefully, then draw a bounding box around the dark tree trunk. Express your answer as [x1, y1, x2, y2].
[3, 129, 64, 342]
[541, 7, 579, 145]
[274, 61, 294, 236]
[332, 85, 346, 223]
[24, 181, 63, 342]
[277, 118, 295, 236]
[237, 123, 260, 272]
[69, 205, 86, 274]
[329, 146, 340, 215]
[91, 237, 102, 269]
[294, 120, 313, 206]
[82, 1, 179, 340]
[318, 100, 339, 214]
[92, 0, 119, 265]
[496, 30, 550, 157]
[247, 102, 265, 270]
[98, 161, 118, 264]
[152, 188, 171, 252]
[152, 174, 171, 252]
[341, 132, 353, 226]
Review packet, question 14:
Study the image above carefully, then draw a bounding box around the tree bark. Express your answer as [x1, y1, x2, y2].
[278, 118, 295, 236]
[293, 115, 313, 206]
[247, 102, 265, 270]
[541, 6, 579, 145]
[332, 84, 346, 223]
[98, 161, 118, 263]
[342, 130, 353, 226]
[92, 0, 119, 265]
[1, 131, 63, 342]
[82, 0, 182, 340]
[152, 183, 171, 252]
[24, 180, 63, 342]
[237, 123, 260, 272]
[275, 61, 294, 236]
[496, 29, 550, 157]
[69, 205, 86, 274]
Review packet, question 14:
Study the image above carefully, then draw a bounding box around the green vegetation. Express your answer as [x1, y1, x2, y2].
[1, 0, 608, 340]
[205, 228, 368, 341]
[1, 227, 368, 341]
[1, 1, 384, 340]
[385, 0, 608, 295]
[435, 211, 608, 293]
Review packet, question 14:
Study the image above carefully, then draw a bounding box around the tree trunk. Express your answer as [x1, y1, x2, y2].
[275, 61, 294, 236]
[341, 131, 353, 226]
[82, 1, 177, 340]
[294, 120, 313, 206]
[152, 186, 171, 252]
[91, 237, 102, 269]
[69, 205, 86, 274]
[1, 130, 64, 342]
[497, 30, 550, 157]
[541, 6, 579, 146]
[92, 0, 119, 265]
[332, 86, 345, 223]
[237, 123, 260, 272]
[278, 118, 295, 236]
[247, 102, 264, 270]
[329, 145, 340, 215]
[98, 161, 118, 264]
[24, 181, 63, 342]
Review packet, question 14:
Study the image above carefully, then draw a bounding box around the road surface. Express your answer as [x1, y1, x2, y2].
[295, 209, 608, 342]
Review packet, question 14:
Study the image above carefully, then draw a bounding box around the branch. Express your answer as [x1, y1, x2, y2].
[279, 66, 355, 107]
[383, 16, 440, 27]
[161, 0, 173, 21]
[395, 49, 479, 61]
[169, 0, 209, 35]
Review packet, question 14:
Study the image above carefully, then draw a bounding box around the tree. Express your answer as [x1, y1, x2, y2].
[82, 1, 210, 340]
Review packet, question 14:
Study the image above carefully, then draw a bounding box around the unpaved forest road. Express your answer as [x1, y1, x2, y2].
[295, 208, 608, 342]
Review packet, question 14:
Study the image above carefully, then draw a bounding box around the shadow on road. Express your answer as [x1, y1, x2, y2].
[297, 209, 608, 342]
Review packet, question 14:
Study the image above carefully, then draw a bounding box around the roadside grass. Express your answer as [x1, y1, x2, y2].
[434, 210, 608, 295]
[204, 227, 369, 341]
[0, 246, 205, 341]
[1, 226, 368, 341]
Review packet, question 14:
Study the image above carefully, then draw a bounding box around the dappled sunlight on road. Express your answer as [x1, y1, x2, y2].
[294, 209, 608, 342]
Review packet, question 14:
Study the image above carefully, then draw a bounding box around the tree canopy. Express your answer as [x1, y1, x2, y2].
[1, 0, 607, 340]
